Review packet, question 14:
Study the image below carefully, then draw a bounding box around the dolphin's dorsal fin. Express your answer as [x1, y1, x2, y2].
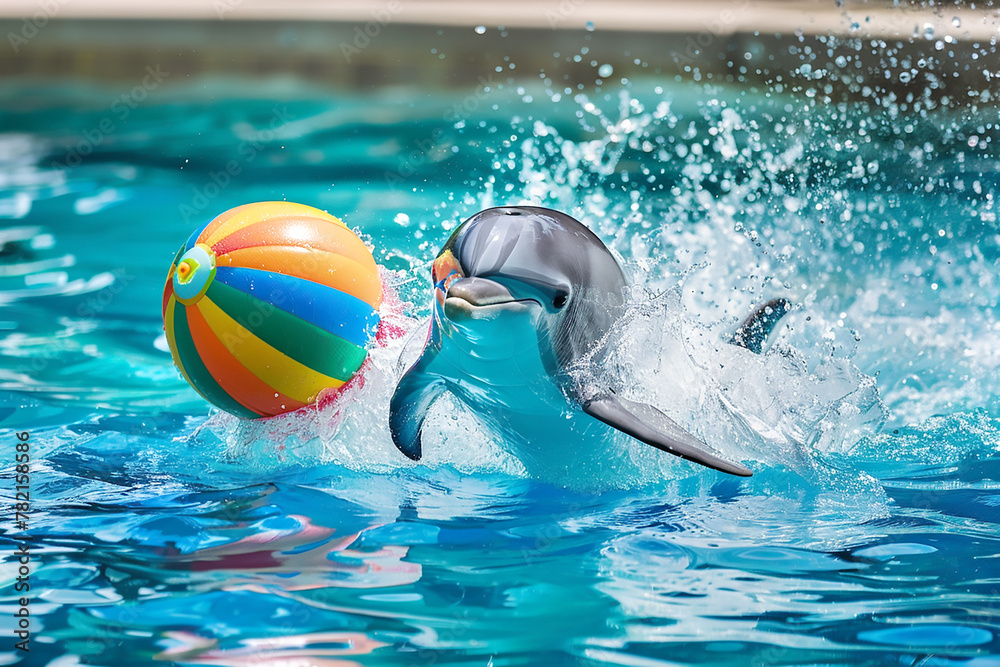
[389, 354, 447, 461]
[730, 298, 791, 353]
[582, 393, 753, 477]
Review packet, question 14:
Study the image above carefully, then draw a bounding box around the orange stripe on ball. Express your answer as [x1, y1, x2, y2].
[217, 245, 383, 309]
[201, 202, 348, 248]
[196, 202, 254, 246]
[212, 214, 373, 260]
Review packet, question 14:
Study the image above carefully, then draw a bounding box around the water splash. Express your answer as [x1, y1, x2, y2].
[169, 78, 999, 490]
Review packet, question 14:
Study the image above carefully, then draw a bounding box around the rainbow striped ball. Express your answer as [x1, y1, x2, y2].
[162, 201, 382, 418]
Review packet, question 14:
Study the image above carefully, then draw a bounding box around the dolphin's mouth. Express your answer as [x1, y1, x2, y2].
[444, 277, 536, 319]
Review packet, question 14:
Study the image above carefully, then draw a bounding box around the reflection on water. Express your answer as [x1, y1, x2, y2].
[156, 631, 386, 666]
[159, 514, 420, 591]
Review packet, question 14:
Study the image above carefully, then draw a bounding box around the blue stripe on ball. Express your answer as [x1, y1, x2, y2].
[215, 266, 379, 348]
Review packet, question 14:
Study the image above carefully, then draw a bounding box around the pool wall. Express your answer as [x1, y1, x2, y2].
[1, 3, 997, 105]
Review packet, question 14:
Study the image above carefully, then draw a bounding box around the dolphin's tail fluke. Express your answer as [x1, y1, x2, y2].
[583, 392, 753, 477]
[729, 297, 791, 354]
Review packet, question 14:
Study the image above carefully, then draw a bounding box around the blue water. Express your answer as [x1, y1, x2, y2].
[1, 51, 999, 666]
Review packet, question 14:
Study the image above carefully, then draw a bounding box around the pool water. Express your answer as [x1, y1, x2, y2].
[1, 51, 999, 666]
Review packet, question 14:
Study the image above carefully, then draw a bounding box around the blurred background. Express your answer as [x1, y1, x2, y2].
[2, 0, 998, 96]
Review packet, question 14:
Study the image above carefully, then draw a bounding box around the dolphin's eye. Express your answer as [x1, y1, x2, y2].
[552, 292, 568, 309]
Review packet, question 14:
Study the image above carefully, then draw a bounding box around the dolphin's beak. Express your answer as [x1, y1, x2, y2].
[443, 277, 532, 321]
[445, 277, 516, 306]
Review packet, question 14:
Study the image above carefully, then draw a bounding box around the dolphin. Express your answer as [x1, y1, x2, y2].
[389, 206, 789, 478]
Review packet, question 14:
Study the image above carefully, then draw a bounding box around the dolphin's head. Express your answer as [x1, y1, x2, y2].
[429, 206, 627, 365]
[429, 249, 545, 351]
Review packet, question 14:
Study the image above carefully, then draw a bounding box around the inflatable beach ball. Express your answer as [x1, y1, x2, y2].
[162, 201, 382, 418]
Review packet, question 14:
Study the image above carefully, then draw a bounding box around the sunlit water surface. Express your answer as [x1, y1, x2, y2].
[1, 42, 999, 667]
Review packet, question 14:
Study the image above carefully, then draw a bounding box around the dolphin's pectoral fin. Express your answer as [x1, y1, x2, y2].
[582, 393, 753, 477]
[730, 297, 791, 354]
[389, 358, 447, 461]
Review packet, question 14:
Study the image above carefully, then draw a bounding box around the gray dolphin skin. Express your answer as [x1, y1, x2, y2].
[389, 206, 790, 478]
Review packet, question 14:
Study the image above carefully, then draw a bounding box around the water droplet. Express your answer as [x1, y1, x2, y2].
[835, 55, 848, 67]
[923, 22, 934, 39]
[952, 16, 961, 27]
[474, 25, 486, 34]
[899, 71, 912, 83]
[598, 63, 614, 78]
[394, 213, 410, 226]
[585, 21, 595, 31]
